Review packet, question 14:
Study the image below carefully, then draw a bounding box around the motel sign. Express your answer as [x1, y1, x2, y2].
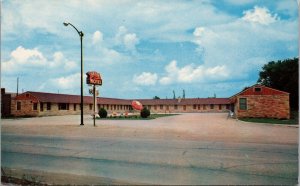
[86, 71, 102, 127]
[86, 71, 102, 85]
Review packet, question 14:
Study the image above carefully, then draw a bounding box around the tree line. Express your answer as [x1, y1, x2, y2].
[258, 57, 298, 110]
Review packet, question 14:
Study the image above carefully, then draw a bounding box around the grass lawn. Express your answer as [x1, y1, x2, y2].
[239, 111, 299, 125]
[97, 114, 178, 120]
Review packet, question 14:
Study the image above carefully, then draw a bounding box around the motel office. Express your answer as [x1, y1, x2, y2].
[4, 84, 290, 119]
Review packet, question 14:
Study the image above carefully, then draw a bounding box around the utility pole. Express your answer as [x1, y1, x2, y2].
[173, 90, 176, 99]
[17, 77, 19, 96]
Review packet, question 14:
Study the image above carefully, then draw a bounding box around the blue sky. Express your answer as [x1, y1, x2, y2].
[1, 0, 298, 99]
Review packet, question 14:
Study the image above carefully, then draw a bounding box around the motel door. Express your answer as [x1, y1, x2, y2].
[230, 103, 235, 112]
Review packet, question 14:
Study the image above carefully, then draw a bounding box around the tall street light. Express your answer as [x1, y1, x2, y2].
[63, 22, 84, 126]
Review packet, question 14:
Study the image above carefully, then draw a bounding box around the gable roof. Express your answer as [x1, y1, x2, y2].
[230, 84, 289, 98]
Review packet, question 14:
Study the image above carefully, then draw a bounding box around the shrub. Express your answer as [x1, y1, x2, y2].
[99, 108, 108, 118]
[140, 107, 150, 118]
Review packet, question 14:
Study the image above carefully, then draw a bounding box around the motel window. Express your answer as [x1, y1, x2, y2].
[198, 105, 201, 110]
[239, 98, 247, 110]
[193, 104, 196, 109]
[40, 102, 44, 112]
[254, 87, 261, 92]
[74, 104, 77, 111]
[58, 103, 69, 110]
[219, 104, 222, 110]
[33, 103, 38, 110]
[160, 105, 163, 109]
[166, 105, 169, 110]
[120, 105, 123, 110]
[148, 105, 151, 110]
[210, 104, 214, 109]
[154, 105, 157, 110]
[106, 105, 109, 110]
[183, 105, 186, 111]
[114, 105, 116, 110]
[203, 105, 206, 110]
[47, 102, 51, 110]
[174, 105, 178, 110]
[17, 102, 21, 110]
[226, 104, 230, 110]
[117, 105, 120, 110]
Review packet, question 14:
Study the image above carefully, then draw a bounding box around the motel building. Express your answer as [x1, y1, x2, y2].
[2, 84, 290, 119]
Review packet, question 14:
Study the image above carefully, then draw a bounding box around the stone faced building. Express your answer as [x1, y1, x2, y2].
[140, 98, 230, 113]
[230, 84, 290, 119]
[10, 84, 290, 119]
[11, 91, 134, 117]
[11, 91, 230, 117]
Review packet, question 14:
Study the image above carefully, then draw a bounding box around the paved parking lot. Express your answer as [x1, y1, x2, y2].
[2, 113, 298, 144]
[1, 113, 298, 185]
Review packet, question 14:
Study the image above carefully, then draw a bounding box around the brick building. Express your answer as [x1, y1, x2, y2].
[8, 84, 290, 119]
[1, 88, 16, 117]
[230, 84, 290, 119]
[11, 91, 230, 117]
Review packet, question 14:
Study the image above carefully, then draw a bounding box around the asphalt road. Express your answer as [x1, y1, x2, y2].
[1, 114, 298, 185]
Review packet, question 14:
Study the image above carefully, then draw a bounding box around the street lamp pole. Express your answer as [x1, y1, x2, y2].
[63, 22, 84, 126]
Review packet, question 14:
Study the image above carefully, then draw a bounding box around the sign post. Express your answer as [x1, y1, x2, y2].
[86, 71, 102, 127]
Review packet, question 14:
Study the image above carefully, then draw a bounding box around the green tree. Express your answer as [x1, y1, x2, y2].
[98, 108, 108, 118]
[140, 107, 150, 118]
[153, 96, 160, 99]
[257, 58, 298, 110]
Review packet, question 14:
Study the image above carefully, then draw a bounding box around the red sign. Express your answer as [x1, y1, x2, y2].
[86, 71, 102, 85]
[131, 100, 143, 111]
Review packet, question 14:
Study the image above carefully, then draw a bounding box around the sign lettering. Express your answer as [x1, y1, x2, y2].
[86, 71, 102, 85]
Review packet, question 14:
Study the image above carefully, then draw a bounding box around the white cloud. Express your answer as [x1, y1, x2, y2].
[114, 26, 139, 51]
[92, 30, 103, 44]
[159, 60, 229, 85]
[2, 46, 46, 72]
[50, 73, 81, 89]
[114, 26, 128, 45]
[193, 27, 217, 53]
[124, 33, 139, 51]
[276, 0, 298, 17]
[2, 46, 77, 74]
[133, 72, 158, 86]
[99, 48, 127, 64]
[191, 9, 296, 79]
[242, 6, 279, 25]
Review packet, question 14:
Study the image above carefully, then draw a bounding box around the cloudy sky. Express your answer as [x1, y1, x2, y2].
[1, 0, 298, 99]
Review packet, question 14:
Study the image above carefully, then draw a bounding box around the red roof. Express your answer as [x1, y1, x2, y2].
[14, 91, 231, 105]
[138, 98, 230, 105]
[230, 84, 289, 98]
